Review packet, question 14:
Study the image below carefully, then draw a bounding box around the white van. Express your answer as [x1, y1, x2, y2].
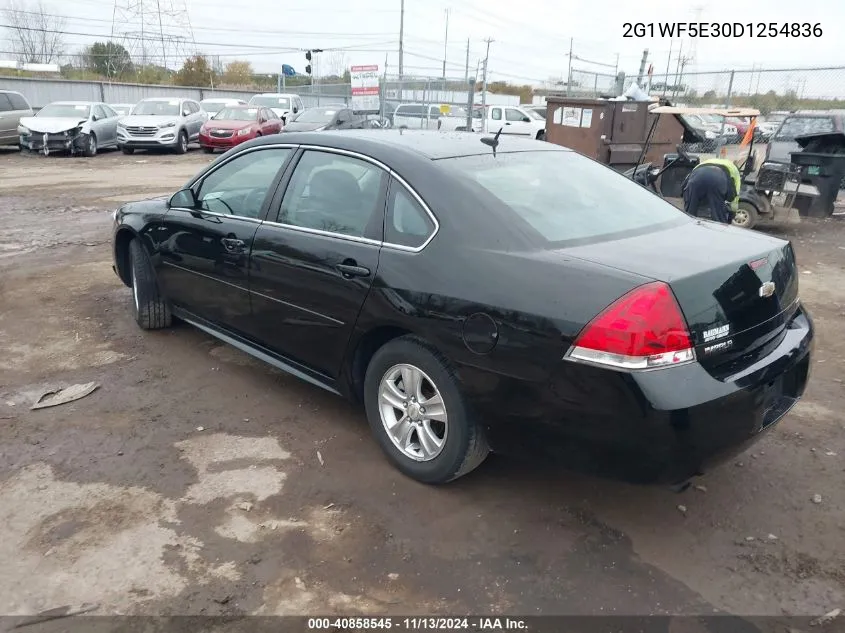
[248, 93, 303, 122]
[392, 103, 475, 132]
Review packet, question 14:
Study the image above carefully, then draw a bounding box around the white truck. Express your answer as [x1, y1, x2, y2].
[478, 104, 546, 139]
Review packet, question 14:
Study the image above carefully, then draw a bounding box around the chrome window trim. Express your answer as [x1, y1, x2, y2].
[171, 144, 297, 222]
[284, 144, 440, 253]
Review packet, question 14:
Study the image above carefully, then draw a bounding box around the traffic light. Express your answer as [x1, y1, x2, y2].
[305, 50, 312, 75]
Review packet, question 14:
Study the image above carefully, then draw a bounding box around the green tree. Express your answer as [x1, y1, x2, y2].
[222, 60, 253, 85]
[175, 55, 213, 86]
[84, 41, 133, 77]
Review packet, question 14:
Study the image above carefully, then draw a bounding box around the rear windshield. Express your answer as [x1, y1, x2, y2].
[774, 116, 836, 141]
[444, 151, 687, 245]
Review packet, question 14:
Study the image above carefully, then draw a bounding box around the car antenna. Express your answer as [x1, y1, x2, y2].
[481, 127, 503, 156]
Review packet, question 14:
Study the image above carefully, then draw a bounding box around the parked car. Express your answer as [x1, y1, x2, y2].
[282, 106, 379, 132]
[117, 97, 207, 154]
[111, 130, 812, 486]
[110, 103, 135, 117]
[757, 112, 789, 140]
[248, 93, 303, 122]
[481, 104, 546, 139]
[200, 97, 247, 115]
[0, 89, 33, 146]
[391, 103, 475, 132]
[199, 105, 282, 152]
[764, 112, 845, 165]
[18, 101, 120, 156]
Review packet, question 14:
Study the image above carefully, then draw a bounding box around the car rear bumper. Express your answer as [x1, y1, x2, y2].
[468, 305, 814, 485]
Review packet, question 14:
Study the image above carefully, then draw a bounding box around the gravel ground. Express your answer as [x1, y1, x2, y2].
[1, 147, 844, 619]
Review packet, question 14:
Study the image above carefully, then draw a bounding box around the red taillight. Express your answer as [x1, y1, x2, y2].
[567, 281, 695, 370]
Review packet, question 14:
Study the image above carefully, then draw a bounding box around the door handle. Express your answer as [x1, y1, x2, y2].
[505, 122, 512, 125]
[336, 263, 370, 278]
[221, 237, 245, 251]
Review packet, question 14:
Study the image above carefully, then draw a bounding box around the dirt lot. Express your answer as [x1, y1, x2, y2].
[1, 147, 844, 619]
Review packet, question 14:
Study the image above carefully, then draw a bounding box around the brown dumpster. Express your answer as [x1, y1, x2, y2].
[543, 97, 686, 172]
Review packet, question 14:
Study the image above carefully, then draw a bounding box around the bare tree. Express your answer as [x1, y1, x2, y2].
[2, 0, 66, 64]
[323, 51, 348, 79]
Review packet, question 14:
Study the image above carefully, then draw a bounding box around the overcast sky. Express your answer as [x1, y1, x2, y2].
[8, 0, 843, 94]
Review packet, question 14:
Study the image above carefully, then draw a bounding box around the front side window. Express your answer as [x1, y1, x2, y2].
[491, 108, 502, 121]
[101, 104, 117, 118]
[445, 150, 688, 245]
[385, 182, 435, 248]
[0, 94, 11, 112]
[8, 93, 29, 110]
[277, 150, 386, 238]
[93, 105, 107, 120]
[195, 148, 293, 219]
[505, 108, 526, 122]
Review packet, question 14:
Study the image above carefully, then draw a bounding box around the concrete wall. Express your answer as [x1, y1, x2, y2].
[0, 76, 349, 108]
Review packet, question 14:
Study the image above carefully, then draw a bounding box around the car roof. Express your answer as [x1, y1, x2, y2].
[48, 101, 98, 106]
[202, 98, 244, 102]
[254, 93, 298, 97]
[140, 97, 190, 102]
[246, 129, 567, 160]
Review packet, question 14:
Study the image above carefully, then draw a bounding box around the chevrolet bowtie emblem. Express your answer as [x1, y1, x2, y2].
[759, 281, 776, 298]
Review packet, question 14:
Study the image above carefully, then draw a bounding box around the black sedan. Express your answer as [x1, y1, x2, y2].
[282, 106, 373, 132]
[111, 130, 813, 486]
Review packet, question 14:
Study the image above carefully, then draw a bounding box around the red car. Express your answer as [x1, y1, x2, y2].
[199, 105, 282, 152]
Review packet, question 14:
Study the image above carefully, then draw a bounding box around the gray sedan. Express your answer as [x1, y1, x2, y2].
[18, 101, 121, 156]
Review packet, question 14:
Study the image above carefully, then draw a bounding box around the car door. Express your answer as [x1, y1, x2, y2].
[100, 104, 120, 145]
[248, 147, 388, 378]
[155, 146, 295, 334]
[191, 101, 206, 137]
[91, 104, 114, 145]
[0, 93, 15, 143]
[503, 107, 534, 135]
[488, 107, 504, 133]
[267, 108, 282, 133]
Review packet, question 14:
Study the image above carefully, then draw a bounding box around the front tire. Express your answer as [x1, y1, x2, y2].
[174, 130, 188, 154]
[128, 238, 172, 330]
[733, 201, 759, 229]
[363, 336, 489, 484]
[84, 133, 97, 157]
[122, 146, 135, 155]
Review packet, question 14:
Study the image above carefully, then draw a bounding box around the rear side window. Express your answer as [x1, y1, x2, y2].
[7, 93, 29, 110]
[774, 116, 836, 141]
[0, 94, 12, 112]
[385, 182, 435, 248]
[446, 151, 687, 245]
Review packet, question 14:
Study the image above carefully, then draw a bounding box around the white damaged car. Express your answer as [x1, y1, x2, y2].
[18, 101, 121, 157]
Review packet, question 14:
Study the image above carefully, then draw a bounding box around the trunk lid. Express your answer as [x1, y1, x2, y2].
[563, 221, 799, 376]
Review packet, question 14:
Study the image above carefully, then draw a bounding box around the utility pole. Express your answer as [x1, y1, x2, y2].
[481, 38, 493, 132]
[672, 39, 684, 96]
[662, 40, 673, 96]
[398, 0, 405, 77]
[636, 48, 649, 86]
[566, 37, 573, 96]
[442, 8, 450, 79]
[464, 38, 470, 83]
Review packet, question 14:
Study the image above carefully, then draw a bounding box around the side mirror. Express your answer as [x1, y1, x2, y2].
[522, 116, 531, 123]
[91, 114, 100, 121]
[293, 107, 299, 114]
[182, 110, 190, 117]
[168, 188, 198, 210]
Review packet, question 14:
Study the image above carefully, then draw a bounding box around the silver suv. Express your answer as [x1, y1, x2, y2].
[0, 90, 33, 146]
[117, 97, 207, 154]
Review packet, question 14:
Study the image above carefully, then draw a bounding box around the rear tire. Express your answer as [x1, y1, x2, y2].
[128, 238, 172, 330]
[363, 336, 489, 484]
[536, 130, 546, 141]
[202, 147, 214, 154]
[122, 146, 135, 155]
[733, 201, 759, 229]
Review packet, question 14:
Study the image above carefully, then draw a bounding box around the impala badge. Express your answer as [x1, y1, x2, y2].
[759, 281, 776, 298]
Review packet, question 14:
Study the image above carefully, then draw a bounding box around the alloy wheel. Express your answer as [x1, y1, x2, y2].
[378, 363, 448, 462]
[733, 207, 749, 227]
[89, 135, 97, 156]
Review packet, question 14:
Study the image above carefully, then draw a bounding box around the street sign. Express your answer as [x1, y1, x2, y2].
[350, 65, 380, 113]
